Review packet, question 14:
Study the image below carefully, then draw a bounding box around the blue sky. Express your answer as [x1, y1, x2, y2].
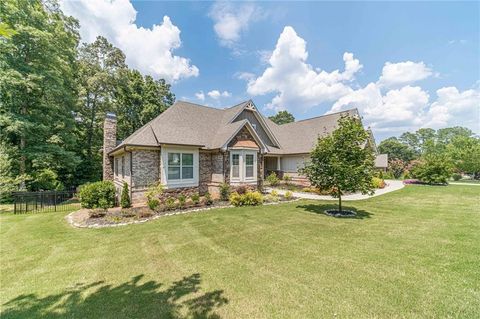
[61, 1, 479, 140]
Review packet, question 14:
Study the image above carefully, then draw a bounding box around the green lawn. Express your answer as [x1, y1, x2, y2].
[1, 185, 479, 318]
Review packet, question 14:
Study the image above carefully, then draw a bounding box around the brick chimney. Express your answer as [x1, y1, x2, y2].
[103, 112, 117, 181]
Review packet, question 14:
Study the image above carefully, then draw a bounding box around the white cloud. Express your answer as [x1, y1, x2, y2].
[329, 83, 479, 134]
[195, 91, 205, 101]
[207, 90, 232, 99]
[60, 0, 198, 82]
[330, 84, 429, 131]
[209, 2, 264, 48]
[246, 26, 362, 111]
[235, 72, 256, 81]
[378, 61, 432, 87]
[425, 86, 480, 131]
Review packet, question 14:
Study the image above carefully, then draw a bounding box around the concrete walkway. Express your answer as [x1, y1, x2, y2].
[449, 182, 480, 186]
[266, 180, 405, 201]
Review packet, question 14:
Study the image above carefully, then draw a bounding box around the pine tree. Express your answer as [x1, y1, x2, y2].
[120, 182, 131, 208]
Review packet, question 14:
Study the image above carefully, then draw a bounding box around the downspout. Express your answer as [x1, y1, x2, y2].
[127, 146, 133, 200]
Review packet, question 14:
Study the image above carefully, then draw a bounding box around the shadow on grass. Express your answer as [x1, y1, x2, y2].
[2, 273, 228, 319]
[297, 203, 372, 219]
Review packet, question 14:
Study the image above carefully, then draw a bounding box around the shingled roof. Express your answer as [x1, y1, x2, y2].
[263, 108, 359, 154]
[110, 100, 359, 155]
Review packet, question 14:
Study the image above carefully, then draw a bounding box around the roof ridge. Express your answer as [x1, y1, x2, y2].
[224, 100, 250, 110]
[285, 108, 359, 125]
[176, 100, 225, 111]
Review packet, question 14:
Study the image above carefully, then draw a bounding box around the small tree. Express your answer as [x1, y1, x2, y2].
[300, 116, 375, 213]
[120, 182, 131, 208]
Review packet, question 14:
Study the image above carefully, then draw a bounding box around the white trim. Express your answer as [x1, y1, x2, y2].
[160, 145, 199, 189]
[229, 149, 258, 183]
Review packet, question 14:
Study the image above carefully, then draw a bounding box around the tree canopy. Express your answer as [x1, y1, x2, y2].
[268, 110, 295, 125]
[301, 116, 376, 213]
[0, 0, 175, 196]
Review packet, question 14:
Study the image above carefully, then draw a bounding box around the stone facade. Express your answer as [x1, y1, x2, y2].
[103, 113, 117, 181]
[109, 125, 264, 204]
[227, 126, 258, 148]
[158, 186, 199, 201]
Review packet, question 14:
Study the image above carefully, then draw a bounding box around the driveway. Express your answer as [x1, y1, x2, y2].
[266, 180, 405, 201]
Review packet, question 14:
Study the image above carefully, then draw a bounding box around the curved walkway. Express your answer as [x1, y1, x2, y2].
[266, 180, 404, 201]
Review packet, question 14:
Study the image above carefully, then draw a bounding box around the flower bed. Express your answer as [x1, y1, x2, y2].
[68, 191, 298, 228]
[403, 179, 425, 185]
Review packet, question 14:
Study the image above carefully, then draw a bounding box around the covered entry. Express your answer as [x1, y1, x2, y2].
[264, 156, 282, 178]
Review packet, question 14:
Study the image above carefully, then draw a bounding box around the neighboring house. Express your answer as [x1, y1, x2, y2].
[103, 100, 385, 203]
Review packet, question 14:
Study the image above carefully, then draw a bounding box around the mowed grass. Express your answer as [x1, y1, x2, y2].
[1, 185, 479, 318]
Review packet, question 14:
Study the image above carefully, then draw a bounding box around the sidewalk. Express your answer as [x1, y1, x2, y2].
[265, 180, 405, 201]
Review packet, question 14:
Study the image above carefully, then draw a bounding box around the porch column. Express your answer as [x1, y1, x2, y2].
[277, 156, 281, 170]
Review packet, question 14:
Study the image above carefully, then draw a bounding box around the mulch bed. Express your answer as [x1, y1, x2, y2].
[324, 209, 357, 218]
[67, 195, 298, 228]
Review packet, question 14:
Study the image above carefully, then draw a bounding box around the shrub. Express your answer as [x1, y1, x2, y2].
[147, 198, 160, 211]
[283, 174, 292, 184]
[372, 177, 386, 189]
[388, 159, 406, 179]
[120, 182, 131, 208]
[219, 183, 230, 201]
[229, 191, 263, 206]
[178, 194, 186, 207]
[165, 197, 177, 210]
[98, 198, 110, 211]
[79, 181, 115, 209]
[204, 192, 213, 205]
[383, 171, 395, 179]
[191, 193, 200, 205]
[284, 191, 293, 200]
[145, 182, 164, 201]
[270, 189, 279, 197]
[452, 173, 462, 181]
[266, 172, 280, 186]
[411, 155, 453, 185]
[264, 195, 277, 203]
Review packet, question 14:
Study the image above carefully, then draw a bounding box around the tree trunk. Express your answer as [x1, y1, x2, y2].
[338, 193, 342, 213]
[19, 105, 27, 190]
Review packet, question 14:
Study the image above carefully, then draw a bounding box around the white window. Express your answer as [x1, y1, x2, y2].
[167, 152, 194, 181]
[231, 154, 240, 178]
[230, 150, 257, 183]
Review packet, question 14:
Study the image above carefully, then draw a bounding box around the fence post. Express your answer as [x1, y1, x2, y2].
[54, 191, 57, 212]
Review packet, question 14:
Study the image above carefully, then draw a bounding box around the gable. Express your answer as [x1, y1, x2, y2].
[227, 126, 260, 149]
[232, 109, 275, 147]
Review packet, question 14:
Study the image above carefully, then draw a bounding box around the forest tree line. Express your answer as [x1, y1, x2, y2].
[377, 127, 480, 180]
[0, 0, 175, 199]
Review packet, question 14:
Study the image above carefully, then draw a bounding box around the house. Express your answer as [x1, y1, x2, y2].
[103, 100, 384, 203]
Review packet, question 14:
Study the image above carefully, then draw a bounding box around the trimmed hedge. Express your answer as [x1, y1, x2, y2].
[79, 181, 115, 209]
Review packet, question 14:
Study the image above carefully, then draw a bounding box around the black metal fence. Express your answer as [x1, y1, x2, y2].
[13, 190, 80, 214]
